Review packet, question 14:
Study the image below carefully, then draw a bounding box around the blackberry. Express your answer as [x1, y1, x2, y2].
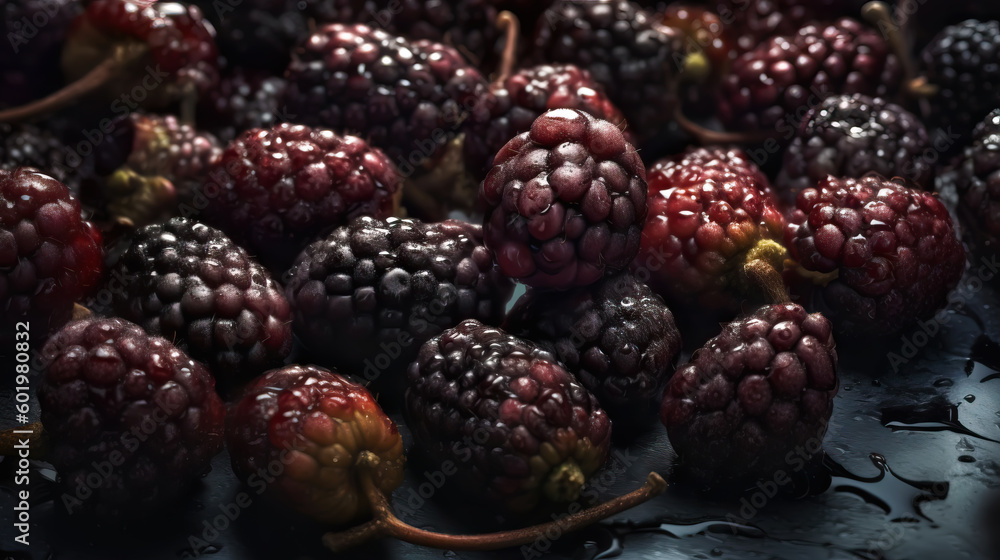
[777, 94, 934, 200]
[283, 23, 492, 169]
[284, 216, 514, 385]
[529, 0, 683, 139]
[785, 175, 965, 336]
[952, 109, 1000, 246]
[227, 365, 405, 524]
[196, 68, 290, 144]
[202, 123, 402, 272]
[111, 218, 292, 383]
[463, 64, 631, 180]
[504, 273, 682, 424]
[37, 317, 226, 519]
[482, 109, 647, 289]
[0, 0, 81, 107]
[633, 147, 787, 312]
[0, 168, 103, 339]
[0, 122, 81, 192]
[661, 303, 838, 492]
[713, 0, 863, 54]
[921, 19, 1000, 144]
[94, 113, 222, 227]
[405, 319, 611, 511]
[305, 0, 501, 70]
[192, 0, 308, 72]
[718, 18, 902, 135]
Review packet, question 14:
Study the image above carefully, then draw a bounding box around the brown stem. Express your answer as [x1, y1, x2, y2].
[744, 259, 790, 304]
[861, 1, 936, 98]
[323, 452, 667, 553]
[494, 11, 520, 84]
[674, 106, 782, 145]
[0, 423, 46, 458]
[0, 46, 148, 123]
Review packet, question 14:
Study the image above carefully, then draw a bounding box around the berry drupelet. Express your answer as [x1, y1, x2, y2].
[952, 109, 1000, 247]
[0, 123, 81, 193]
[777, 94, 934, 199]
[529, 0, 682, 139]
[202, 123, 401, 272]
[191, 0, 308, 72]
[111, 218, 293, 384]
[284, 216, 514, 384]
[633, 147, 787, 312]
[718, 18, 902, 135]
[196, 68, 290, 144]
[282, 23, 492, 169]
[482, 109, 647, 289]
[405, 319, 611, 512]
[785, 175, 965, 337]
[38, 317, 226, 519]
[0, 168, 103, 339]
[227, 365, 405, 524]
[921, 19, 1000, 144]
[714, 0, 863, 54]
[463, 64, 631, 180]
[505, 273, 682, 424]
[661, 303, 838, 492]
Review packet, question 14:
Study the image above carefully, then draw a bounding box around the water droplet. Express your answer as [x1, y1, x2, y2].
[881, 401, 1000, 444]
[844, 384, 853, 391]
[965, 394, 977, 403]
[872, 379, 882, 387]
[957, 437, 975, 452]
[933, 378, 954, 387]
[959, 455, 976, 463]
[711, 548, 724, 557]
[824, 453, 949, 521]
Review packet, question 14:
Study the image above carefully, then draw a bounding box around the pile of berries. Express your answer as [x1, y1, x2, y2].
[0, 0, 990, 555]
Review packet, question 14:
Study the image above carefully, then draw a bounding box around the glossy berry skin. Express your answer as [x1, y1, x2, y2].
[112, 218, 293, 383]
[202, 124, 401, 272]
[284, 216, 514, 382]
[505, 273, 682, 424]
[227, 365, 405, 525]
[661, 303, 837, 492]
[38, 317, 226, 519]
[405, 319, 611, 511]
[785, 175, 966, 337]
[482, 109, 647, 289]
[530, 0, 682, 139]
[283, 23, 492, 168]
[921, 19, 1000, 143]
[0, 168, 103, 338]
[718, 18, 902, 134]
[714, 0, 863, 54]
[633, 147, 785, 311]
[305, 0, 500, 70]
[777, 94, 934, 199]
[952, 110, 1000, 246]
[464, 64, 631, 180]
[196, 68, 289, 144]
[0, 123, 81, 193]
[0, 0, 81, 107]
[65, 0, 220, 95]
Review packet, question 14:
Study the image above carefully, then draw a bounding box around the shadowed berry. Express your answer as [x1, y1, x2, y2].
[661, 303, 837, 492]
[0, 0, 81, 107]
[505, 273, 682, 425]
[482, 109, 647, 289]
[952, 109, 1000, 248]
[405, 319, 611, 511]
[38, 317, 226, 519]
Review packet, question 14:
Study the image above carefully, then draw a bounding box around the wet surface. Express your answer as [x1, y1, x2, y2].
[1, 272, 1000, 559]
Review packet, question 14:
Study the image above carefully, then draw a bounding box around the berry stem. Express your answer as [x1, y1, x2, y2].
[322, 451, 667, 553]
[494, 11, 520, 84]
[861, 1, 937, 98]
[0, 45, 148, 123]
[673, 106, 782, 145]
[0, 423, 46, 458]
